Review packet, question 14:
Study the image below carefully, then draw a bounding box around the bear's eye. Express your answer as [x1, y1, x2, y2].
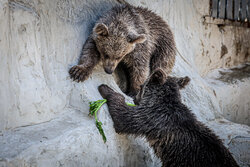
[103, 54, 109, 59]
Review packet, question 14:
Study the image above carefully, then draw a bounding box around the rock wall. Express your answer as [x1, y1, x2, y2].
[0, 0, 249, 166]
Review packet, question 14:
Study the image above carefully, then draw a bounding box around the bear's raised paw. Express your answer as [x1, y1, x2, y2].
[69, 65, 90, 82]
[98, 84, 116, 99]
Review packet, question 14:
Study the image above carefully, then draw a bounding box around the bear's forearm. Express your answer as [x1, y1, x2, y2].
[106, 94, 129, 113]
[69, 37, 101, 82]
[107, 105, 139, 134]
[78, 37, 100, 67]
[106, 99, 142, 135]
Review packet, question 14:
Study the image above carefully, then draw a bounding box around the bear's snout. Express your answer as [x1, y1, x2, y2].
[104, 67, 113, 74]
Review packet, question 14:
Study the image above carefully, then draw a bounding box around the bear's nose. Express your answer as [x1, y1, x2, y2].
[104, 67, 113, 74]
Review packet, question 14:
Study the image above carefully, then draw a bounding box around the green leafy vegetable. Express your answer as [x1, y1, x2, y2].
[126, 103, 136, 107]
[96, 121, 106, 143]
[89, 99, 135, 143]
[89, 99, 107, 143]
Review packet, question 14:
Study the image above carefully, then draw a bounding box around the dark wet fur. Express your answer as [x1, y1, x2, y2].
[98, 70, 239, 167]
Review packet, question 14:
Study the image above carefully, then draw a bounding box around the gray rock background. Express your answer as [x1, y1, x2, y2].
[0, 0, 249, 166]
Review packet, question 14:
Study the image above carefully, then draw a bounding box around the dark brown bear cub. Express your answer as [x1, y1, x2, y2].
[98, 69, 239, 167]
[69, 4, 176, 96]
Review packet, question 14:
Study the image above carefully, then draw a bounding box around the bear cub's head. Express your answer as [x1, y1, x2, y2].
[93, 23, 146, 74]
[134, 69, 190, 105]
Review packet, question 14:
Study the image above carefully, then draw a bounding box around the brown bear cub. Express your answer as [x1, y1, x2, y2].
[69, 4, 176, 96]
[98, 69, 239, 167]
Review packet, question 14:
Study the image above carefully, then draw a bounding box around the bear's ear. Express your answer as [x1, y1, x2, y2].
[149, 69, 167, 85]
[94, 23, 109, 36]
[127, 33, 146, 44]
[176, 76, 190, 89]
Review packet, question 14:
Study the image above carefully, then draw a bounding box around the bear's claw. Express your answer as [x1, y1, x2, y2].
[98, 84, 115, 98]
[69, 65, 89, 82]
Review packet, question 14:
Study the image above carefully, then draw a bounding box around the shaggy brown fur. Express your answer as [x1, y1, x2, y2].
[98, 70, 239, 167]
[69, 4, 176, 96]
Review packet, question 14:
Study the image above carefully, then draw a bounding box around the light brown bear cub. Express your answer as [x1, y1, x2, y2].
[69, 4, 176, 96]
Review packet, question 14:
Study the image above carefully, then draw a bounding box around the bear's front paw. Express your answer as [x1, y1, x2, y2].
[98, 84, 115, 99]
[69, 65, 90, 82]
